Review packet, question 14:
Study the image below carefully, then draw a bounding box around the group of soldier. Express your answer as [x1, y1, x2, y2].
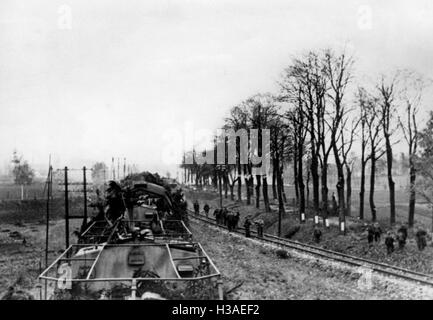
[379, 223, 428, 254]
[192, 200, 266, 235]
[244, 217, 264, 238]
[311, 219, 429, 254]
[363, 222, 429, 254]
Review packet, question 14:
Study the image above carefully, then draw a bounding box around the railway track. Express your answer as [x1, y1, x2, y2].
[187, 210, 433, 288]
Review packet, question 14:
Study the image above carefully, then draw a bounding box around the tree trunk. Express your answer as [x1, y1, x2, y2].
[321, 162, 329, 217]
[263, 176, 270, 212]
[370, 156, 377, 221]
[346, 166, 352, 217]
[359, 160, 366, 220]
[276, 157, 285, 237]
[408, 163, 416, 227]
[385, 140, 396, 224]
[306, 169, 310, 207]
[244, 164, 251, 205]
[311, 154, 320, 212]
[293, 156, 299, 205]
[333, 143, 345, 224]
[223, 174, 228, 198]
[237, 165, 242, 202]
[218, 172, 223, 208]
[272, 162, 277, 200]
[255, 175, 261, 208]
[281, 173, 287, 203]
[297, 148, 305, 220]
[229, 183, 234, 201]
[213, 168, 217, 188]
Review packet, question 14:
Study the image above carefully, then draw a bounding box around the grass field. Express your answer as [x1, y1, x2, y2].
[281, 185, 432, 228]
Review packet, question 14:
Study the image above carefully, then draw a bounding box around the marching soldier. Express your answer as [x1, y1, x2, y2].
[244, 216, 252, 237]
[396, 224, 408, 250]
[367, 224, 375, 245]
[213, 208, 221, 224]
[203, 203, 210, 218]
[105, 181, 125, 223]
[233, 212, 240, 231]
[385, 232, 395, 254]
[373, 222, 382, 242]
[222, 207, 229, 226]
[415, 228, 427, 251]
[193, 200, 200, 215]
[313, 225, 322, 244]
[255, 219, 264, 238]
[226, 212, 240, 232]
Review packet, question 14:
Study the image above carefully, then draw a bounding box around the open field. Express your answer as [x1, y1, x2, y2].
[0, 183, 48, 201]
[0, 219, 82, 297]
[0, 188, 92, 296]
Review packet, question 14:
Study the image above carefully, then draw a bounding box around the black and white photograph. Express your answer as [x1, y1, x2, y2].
[1, 0, 433, 306]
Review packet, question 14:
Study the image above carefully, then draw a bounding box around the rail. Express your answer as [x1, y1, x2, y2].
[188, 210, 433, 287]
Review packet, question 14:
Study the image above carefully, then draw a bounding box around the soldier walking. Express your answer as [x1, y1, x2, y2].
[193, 200, 200, 215]
[313, 226, 322, 244]
[385, 232, 395, 254]
[416, 228, 427, 251]
[255, 219, 264, 238]
[213, 208, 221, 224]
[373, 222, 382, 242]
[367, 224, 374, 245]
[222, 207, 228, 226]
[397, 225, 408, 250]
[203, 203, 210, 218]
[244, 217, 252, 238]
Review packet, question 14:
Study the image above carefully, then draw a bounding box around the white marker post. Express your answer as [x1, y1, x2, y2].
[314, 215, 319, 224]
[340, 221, 346, 234]
[301, 212, 305, 223]
[324, 218, 329, 228]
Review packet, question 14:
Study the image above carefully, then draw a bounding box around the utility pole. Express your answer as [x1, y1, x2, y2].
[64, 166, 69, 249]
[44, 157, 52, 299]
[82, 166, 88, 232]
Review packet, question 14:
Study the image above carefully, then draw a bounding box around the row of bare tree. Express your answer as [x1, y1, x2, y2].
[181, 48, 431, 230]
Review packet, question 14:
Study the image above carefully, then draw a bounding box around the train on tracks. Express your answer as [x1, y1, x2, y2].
[38, 177, 223, 300]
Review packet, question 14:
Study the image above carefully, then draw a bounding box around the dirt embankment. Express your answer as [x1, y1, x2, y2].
[190, 219, 433, 299]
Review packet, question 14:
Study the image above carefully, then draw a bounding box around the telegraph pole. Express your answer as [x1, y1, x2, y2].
[82, 166, 88, 231]
[64, 167, 69, 249]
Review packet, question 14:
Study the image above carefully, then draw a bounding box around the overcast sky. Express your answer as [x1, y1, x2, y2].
[1, 0, 433, 177]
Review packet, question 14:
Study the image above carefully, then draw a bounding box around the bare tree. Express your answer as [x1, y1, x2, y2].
[340, 114, 360, 217]
[377, 75, 399, 224]
[365, 100, 386, 221]
[286, 91, 308, 221]
[357, 87, 373, 220]
[324, 49, 354, 226]
[398, 71, 425, 227]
